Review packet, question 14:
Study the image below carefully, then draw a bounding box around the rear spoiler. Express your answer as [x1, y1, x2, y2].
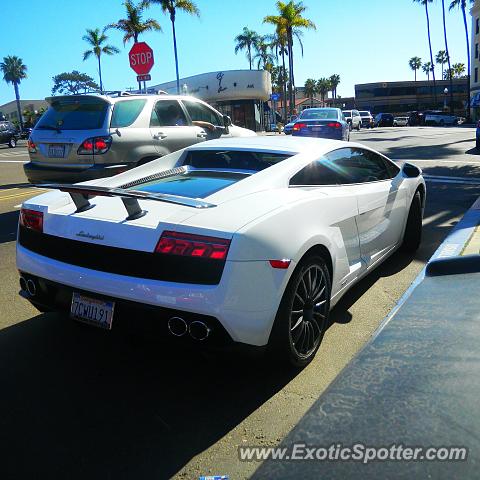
[35, 184, 216, 221]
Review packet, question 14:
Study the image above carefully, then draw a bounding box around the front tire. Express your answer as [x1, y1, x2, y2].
[401, 191, 423, 252]
[8, 137, 16, 148]
[269, 255, 331, 368]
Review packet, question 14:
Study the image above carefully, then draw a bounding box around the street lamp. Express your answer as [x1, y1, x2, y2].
[444, 88, 448, 111]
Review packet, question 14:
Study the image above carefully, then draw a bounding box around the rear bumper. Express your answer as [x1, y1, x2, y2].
[292, 130, 344, 140]
[16, 244, 288, 346]
[23, 162, 131, 184]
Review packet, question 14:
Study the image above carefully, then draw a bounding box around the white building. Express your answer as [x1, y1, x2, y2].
[471, 1, 480, 118]
[150, 69, 272, 131]
[0, 99, 49, 124]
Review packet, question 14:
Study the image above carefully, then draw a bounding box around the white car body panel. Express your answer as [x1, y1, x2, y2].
[17, 136, 425, 346]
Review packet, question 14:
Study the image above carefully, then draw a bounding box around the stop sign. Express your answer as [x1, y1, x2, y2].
[129, 42, 154, 75]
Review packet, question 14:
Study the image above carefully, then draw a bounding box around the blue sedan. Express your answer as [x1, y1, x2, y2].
[292, 108, 350, 141]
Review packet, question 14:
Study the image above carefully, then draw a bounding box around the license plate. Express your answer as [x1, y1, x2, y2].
[70, 292, 115, 330]
[312, 126, 324, 131]
[48, 144, 65, 158]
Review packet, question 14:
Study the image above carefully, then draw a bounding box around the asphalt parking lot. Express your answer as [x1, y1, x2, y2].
[0, 127, 479, 479]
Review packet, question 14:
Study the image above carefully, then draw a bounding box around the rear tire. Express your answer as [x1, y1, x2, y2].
[401, 191, 423, 252]
[268, 255, 331, 368]
[356, 122, 361, 131]
[8, 137, 16, 148]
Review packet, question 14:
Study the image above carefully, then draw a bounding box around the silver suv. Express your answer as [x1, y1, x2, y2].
[25, 93, 255, 183]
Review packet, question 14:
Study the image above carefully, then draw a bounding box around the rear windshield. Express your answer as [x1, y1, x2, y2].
[343, 111, 352, 117]
[129, 171, 248, 199]
[359, 111, 370, 117]
[300, 109, 339, 120]
[37, 99, 108, 130]
[182, 150, 291, 172]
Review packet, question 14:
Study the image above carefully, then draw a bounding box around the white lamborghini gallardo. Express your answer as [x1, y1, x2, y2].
[17, 137, 425, 366]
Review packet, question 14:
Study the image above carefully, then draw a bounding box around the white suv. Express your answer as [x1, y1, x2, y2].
[25, 93, 256, 183]
[342, 110, 362, 131]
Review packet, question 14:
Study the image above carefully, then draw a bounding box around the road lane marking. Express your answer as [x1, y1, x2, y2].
[0, 190, 39, 201]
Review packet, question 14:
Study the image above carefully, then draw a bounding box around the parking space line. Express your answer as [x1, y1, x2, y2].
[0, 190, 39, 201]
[0, 160, 28, 163]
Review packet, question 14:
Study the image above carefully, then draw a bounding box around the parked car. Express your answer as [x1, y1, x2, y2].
[283, 115, 298, 135]
[374, 113, 394, 127]
[359, 111, 374, 128]
[394, 116, 409, 127]
[17, 136, 425, 367]
[292, 108, 349, 141]
[0, 121, 18, 148]
[20, 126, 33, 139]
[408, 111, 425, 126]
[424, 111, 458, 126]
[24, 93, 256, 183]
[342, 109, 362, 131]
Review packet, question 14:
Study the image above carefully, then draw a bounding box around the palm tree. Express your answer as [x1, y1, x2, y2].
[264, 1, 316, 116]
[441, 0, 454, 113]
[436, 50, 449, 78]
[266, 29, 289, 121]
[329, 74, 340, 101]
[414, 0, 437, 104]
[450, 0, 473, 118]
[82, 28, 119, 94]
[452, 62, 466, 77]
[304, 78, 317, 107]
[142, 0, 200, 94]
[107, 0, 161, 44]
[253, 37, 276, 70]
[409, 57, 422, 81]
[422, 61, 433, 80]
[234, 27, 260, 70]
[316, 78, 331, 105]
[0, 56, 27, 130]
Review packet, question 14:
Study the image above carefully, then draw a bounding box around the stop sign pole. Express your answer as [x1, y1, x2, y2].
[129, 42, 154, 93]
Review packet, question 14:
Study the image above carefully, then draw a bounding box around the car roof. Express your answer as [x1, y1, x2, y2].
[45, 93, 207, 105]
[184, 135, 348, 155]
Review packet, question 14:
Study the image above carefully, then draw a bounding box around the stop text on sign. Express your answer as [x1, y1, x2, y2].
[130, 51, 152, 66]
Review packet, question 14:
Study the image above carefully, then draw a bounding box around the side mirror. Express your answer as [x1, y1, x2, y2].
[402, 162, 421, 178]
[223, 115, 232, 127]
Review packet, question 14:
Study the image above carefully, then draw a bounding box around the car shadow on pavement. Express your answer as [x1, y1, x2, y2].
[0, 312, 297, 479]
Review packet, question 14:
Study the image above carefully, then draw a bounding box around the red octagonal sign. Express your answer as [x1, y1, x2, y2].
[129, 42, 154, 75]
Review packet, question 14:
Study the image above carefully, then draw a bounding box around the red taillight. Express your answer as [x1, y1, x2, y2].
[27, 139, 37, 153]
[19, 208, 43, 232]
[327, 122, 342, 129]
[78, 136, 111, 155]
[293, 122, 307, 131]
[269, 259, 291, 269]
[155, 231, 231, 260]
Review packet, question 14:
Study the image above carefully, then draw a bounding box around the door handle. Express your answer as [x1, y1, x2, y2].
[153, 132, 167, 140]
[197, 132, 208, 138]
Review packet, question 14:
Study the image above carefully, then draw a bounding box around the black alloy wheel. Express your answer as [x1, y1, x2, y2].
[270, 255, 331, 368]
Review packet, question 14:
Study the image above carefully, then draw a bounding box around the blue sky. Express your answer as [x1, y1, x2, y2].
[0, 0, 470, 105]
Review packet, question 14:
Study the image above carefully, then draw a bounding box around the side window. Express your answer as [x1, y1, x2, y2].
[150, 100, 187, 127]
[290, 153, 352, 186]
[182, 100, 222, 126]
[110, 99, 146, 128]
[334, 148, 392, 182]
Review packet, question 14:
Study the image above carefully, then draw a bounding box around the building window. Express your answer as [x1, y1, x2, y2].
[477, 18, 479, 35]
[477, 44, 479, 59]
[476, 67, 478, 83]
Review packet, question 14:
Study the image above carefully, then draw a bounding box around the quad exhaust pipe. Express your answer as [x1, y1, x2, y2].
[167, 317, 211, 341]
